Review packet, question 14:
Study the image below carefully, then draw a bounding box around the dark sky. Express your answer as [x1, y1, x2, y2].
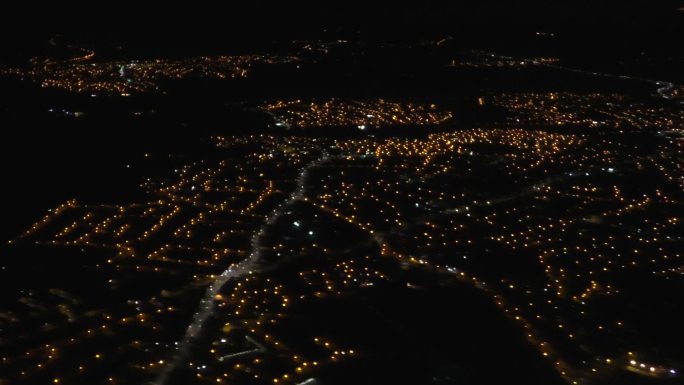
[1, 1, 682, 55]
[6, 2, 681, 26]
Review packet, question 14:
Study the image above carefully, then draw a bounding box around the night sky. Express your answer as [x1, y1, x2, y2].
[2, 1, 683, 52]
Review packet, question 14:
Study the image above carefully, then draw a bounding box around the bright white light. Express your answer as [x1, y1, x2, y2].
[293, 221, 300, 227]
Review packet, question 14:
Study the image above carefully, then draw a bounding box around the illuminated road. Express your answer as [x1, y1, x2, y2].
[155, 152, 333, 385]
[486, 52, 682, 101]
